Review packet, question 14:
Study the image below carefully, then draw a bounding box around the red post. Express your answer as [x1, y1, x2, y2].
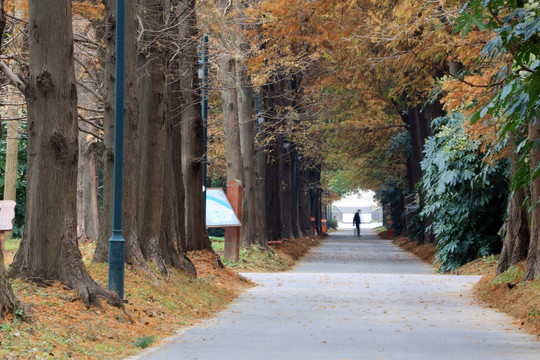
[224, 180, 242, 262]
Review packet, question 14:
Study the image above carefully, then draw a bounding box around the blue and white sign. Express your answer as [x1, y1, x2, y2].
[206, 188, 241, 228]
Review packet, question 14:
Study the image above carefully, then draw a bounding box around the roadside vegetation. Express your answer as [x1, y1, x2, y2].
[0, 235, 319, 359]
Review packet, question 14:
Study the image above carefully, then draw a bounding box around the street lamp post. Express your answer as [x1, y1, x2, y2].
[108, 0, 126, 300]
[202, 35, 208, 209]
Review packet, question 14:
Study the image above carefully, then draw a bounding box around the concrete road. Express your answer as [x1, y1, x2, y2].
[131, 230, 540, 360]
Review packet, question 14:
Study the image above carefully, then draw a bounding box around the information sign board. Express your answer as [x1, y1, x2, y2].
[206, 188, 241, 228]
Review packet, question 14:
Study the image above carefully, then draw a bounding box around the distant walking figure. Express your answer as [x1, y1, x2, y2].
[353, 209, 361, 237]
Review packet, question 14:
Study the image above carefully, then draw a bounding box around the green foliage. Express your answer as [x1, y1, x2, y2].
[404, 192, 424, 241]
[492, 266, 524, 285]
[327, 218, 338, 229]
[133, 336, 154, 349]
[458, 0, 540, 196]
[374, 179, 407, 236]
[327, 169, 359, 196]
[211, 236, 224, 252]
[0, 121, 27, 237]
[208, 227, 225, 238]
[386, 130, 411, 158]
[420, 114, 508, 272]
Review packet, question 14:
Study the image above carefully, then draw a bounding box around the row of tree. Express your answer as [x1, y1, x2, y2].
[0, 0, 325, 317]
[239, 0, 539, 277]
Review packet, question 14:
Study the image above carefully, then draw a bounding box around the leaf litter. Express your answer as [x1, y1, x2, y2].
[0, 235, 320, 359]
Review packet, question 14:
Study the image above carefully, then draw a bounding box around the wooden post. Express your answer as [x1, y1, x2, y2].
[224, 180, 242, 262]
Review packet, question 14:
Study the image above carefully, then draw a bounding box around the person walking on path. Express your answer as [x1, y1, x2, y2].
[353, 209, 361, 237]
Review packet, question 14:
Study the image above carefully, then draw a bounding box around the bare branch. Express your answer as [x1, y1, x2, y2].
[78, 125, 103, 141]
[78, 114, 104, 131]
[0, 59, 26, 93]
[1, 116, 26, 121]
[78, 105, 103, 113]
[76, 80, 104, 102]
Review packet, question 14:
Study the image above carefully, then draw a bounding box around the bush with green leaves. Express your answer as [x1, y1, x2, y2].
[327, 218, 338, 229]
[420, 114, 508, 272]
[374, 179, 407, 236]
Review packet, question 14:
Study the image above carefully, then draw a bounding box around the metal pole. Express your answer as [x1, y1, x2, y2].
[295, 148, 299, 234]
[108, 0, 126, 301]
[202, 35, 208, 211]
[281, 134, 286, 239]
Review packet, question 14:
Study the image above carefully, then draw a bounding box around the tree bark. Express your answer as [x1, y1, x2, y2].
[161, 114, 196, 274]
[2, 0, 26, 241]
[264, 133, 282, 241]
[3, 98, 20, 241]
[0, 253, 18, 318]
[169, 63, 188, 251]
[254, 103, 269, 245]
[9, 0, 121, 307]
[400, 102, 444, 243]
[179, 0, 212, 251]
[0, 0, 20, 318]
[136, 0, 170, 273]
[236, 45, 259, 246]
[283, 143, 294, 239]
[497, 136, 530, 275]
[75, 22, 100, 242]
[94, 0, 116, 261]
[94, 0, 148, 271]
[222, 63, 244, 183]
[298, 161, 312, 235]
[525, 118, 540, 280]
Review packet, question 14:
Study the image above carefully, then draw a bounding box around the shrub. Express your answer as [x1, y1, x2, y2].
[420, 114, 508, 272]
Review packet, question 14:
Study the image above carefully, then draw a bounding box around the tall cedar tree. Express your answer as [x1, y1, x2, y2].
[8, 0, 121, 307]
[180, 0, 212, 251]
[93, 0, 150, 273]
[0, 0, 20, 318]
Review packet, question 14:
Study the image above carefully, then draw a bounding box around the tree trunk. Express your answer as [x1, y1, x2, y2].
[121, 0, 148, 269]
[0, 0, 20, 318]
[2, 0, 26, 241]
[161, 114, 196, 274]
[94, 0, 116, 261]
[169, 62, 188, 252]
[9, 0, 121, 307]
[265, 136, 282, 241]
[0, 255, 18, 318]
[76, 29, 100, 242]
[3, 100, 20, 241]
[497, 136, 530, 275]
[254, 104, 269, 245]
[298, 162, 312, 235]
[179, 0, 212, 251]
[136, 0, 169, 273]
[291, 147, 301, 238]
[94, 0, 148, 270]
[525, 118, 540, 280]
[283, 143, 294, 239]
[77, 129, 100, 242]
[400, 102, 444, 243]
[236, 47, 259, 247]
[74, 15, 100, 244]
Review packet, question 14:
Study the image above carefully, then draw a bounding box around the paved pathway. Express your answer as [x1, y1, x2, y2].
[132, 230, 540, 360]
